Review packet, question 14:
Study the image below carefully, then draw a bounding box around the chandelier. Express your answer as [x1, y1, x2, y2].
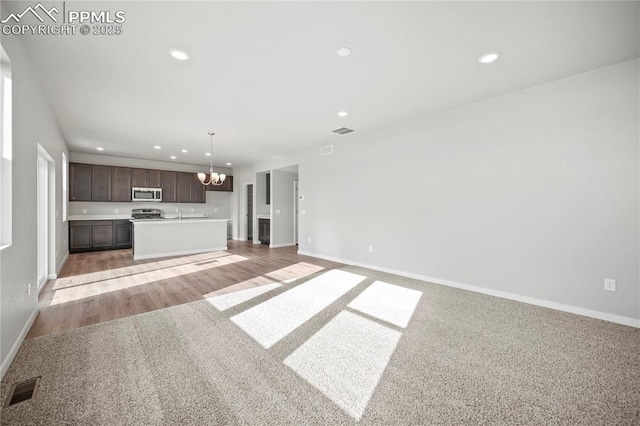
[198, 132, 226, 186]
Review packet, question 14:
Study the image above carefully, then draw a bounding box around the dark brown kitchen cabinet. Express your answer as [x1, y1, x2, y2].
[177, 172, 192, 203]
[92, 222, 113, 247]
[161, 171, 177, 203]
[132, 168, 162, 188]
[147, 169, 161, 187]
[113, 220, 133, 248]
[259, 218, 270, 245]
[91, 165, 113, 201]
[69, 224, 92, 250]
[132, 168, 148, 187]
[204, 175, 234, 192]
[69, 163, 92, 201]
[69, 220, 132, 253]
[191, 173, 205, 203]
[112, 167, 132, 202]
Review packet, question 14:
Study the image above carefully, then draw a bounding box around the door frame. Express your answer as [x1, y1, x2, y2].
[243, 181, 255, 243]
[37, 144, 55, 290]
[293, 180, 299, 245]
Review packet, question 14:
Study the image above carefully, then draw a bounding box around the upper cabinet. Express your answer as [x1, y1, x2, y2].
[132, 168, 161, 188]
[112, 167, 132, 202]
[204, 175, 234, 192]
[91, 165, 113, 202]
[69, 163, 92, 201]
[147, 169, 162, 188]
[191, 173, 206, 203]
[160, 171, 177, 203]
[70, 162, 228, 203]
[177, 172, 192, 203]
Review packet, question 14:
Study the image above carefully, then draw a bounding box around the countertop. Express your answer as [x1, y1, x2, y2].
[69, 214, 219, 221]
[68, 214, 132, 221]
[130, 218, 230, 224]
[257, 214, 271, 220]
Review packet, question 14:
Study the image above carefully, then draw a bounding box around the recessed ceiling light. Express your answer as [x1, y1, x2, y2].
[336, 47, 351, 57]
[226, 162, 232, 166]
[154, 145, 161, 149]
[478, 52, 500, 64]
[170, 155, 176, 159]
[96, 147, 104, 151]
[181, 149, 188, 153]
[337, 111, 348, 118]
[169, 49, 189, 61]
[205, 152, 211, 156]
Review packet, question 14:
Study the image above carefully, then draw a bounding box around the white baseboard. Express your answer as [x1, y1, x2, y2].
[297, 250, 640, 329]
[46, 251, 69, 280]
[270, 242, 296, 248]
[57, 251, 69, 275]
[1, 307, 39, 380]
[133, 246, 227, 260]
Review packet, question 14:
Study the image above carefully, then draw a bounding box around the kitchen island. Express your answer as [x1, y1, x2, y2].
[130, 218, 229, 260]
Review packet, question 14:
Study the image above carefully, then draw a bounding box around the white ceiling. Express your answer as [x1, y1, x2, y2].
[9, 1, 640, 167]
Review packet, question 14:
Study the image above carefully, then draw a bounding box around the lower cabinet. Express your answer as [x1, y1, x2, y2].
[258, 218, 270, 245]
[70, 220, 132, 253]
[114, 220, 133, 248]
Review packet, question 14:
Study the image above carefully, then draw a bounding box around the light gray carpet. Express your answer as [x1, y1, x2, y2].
[1, 265, 639, 425]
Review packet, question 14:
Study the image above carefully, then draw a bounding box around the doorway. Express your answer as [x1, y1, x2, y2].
[245, 183, 254, 241]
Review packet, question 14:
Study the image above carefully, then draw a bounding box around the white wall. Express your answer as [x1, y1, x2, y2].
[1, 35, 69, 376]
[271, 169, 298, 247]
[232, 59, 640, 324]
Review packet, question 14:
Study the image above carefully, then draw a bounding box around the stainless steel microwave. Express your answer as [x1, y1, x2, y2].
[132, 187, 162, 202]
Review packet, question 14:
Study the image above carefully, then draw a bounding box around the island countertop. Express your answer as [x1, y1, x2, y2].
[130, 218, 229, 224]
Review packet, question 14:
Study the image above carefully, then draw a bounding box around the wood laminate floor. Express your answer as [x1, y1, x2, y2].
[27, 241, 343, 339]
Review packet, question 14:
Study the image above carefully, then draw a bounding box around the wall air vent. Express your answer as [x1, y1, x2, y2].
[331, 127, 355, 135]
[320, 145, 334, 156]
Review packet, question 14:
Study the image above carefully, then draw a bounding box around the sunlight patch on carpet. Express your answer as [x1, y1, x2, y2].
[230, 270, 366, 348]
[284, 311, 401, 420]
[207, 283, 282, 311]
[347, 281, 422, 328]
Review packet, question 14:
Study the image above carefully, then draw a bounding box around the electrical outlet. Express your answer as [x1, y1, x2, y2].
[301, 209, 306, 215]
[276, 209, 281, 214]
[175, 208, 179, 213]
[115, 208, 119, 214]
[368, 245, 374, 253]
[82, 208, 87, 214]
[191, 208, 194, 213]
[214, 208, 218, 213]
[604, 278, 616, 292]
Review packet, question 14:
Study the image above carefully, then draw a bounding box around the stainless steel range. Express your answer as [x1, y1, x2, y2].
[131, 208, 162, 220]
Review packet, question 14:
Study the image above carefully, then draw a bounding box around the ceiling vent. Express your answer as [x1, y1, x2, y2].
[320, 145, 334, 156]
[331, 127, 355, 135]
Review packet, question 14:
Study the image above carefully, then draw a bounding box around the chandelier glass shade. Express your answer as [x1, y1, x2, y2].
[198, 132, 226, 186]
